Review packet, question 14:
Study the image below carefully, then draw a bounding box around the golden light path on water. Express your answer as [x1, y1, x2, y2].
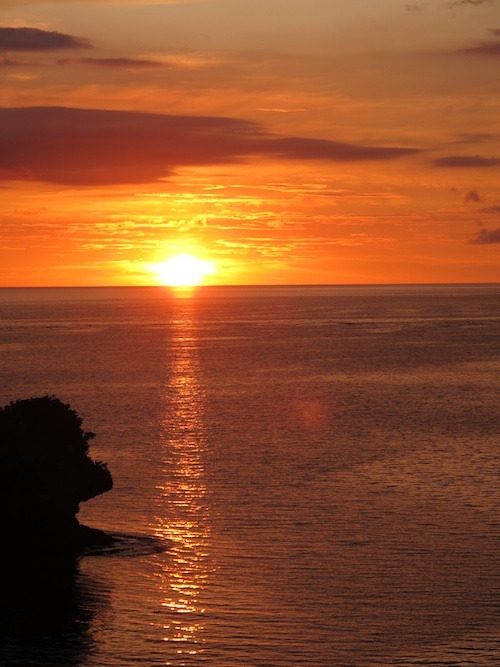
[152, 292, 214, 664]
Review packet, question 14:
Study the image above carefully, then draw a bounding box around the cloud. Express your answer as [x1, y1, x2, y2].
[0, 27, 91, 52]
[449, 0, 496, 6]
[0, 0, 201, 4]
[57, 57, 164, 69]
[58, 53, 222, 71]
[456, 41, 500, 55]
[454, 133, 498, 144]
[0, 106, 421, 186]
[433, 155, 500, 167]
[0, 57, 31, 67]
[266, 137, 418, 162]
[468, 227, 500, 244]
[256, 108, 306, 113]
[148, 53, 226, 69]
[482, 205, 500, 213]
[465, 190, 481, 202]
[454, 26, 500, 55]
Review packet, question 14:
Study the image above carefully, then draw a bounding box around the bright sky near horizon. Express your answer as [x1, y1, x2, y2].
[0, 0, 499, 286]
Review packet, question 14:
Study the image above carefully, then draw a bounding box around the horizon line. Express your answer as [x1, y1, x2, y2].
[1, 282, 498, 289]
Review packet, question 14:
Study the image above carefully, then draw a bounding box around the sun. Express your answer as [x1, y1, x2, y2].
[151, 254, 215, 287]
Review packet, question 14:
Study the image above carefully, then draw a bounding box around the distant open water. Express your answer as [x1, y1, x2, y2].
[0, 285, 498, 666]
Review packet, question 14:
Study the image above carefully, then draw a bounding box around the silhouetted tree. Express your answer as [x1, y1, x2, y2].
[0, 396, 113, 555]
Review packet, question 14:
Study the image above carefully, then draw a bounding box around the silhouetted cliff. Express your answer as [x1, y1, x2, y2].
[0, 396, 113, 556]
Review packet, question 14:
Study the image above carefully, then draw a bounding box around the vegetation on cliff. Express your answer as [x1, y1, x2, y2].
[0, 396, 113, 555]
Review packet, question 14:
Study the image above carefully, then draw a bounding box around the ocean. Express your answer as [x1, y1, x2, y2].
[0, 284, 498, 666]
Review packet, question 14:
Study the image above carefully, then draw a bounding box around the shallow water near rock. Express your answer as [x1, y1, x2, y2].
[82, 532, 170, 557]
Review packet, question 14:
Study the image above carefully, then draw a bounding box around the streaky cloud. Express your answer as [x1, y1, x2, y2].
[0, 57, 31, 67]
[267, 137, 420, 162]
[433, 155, 500, 167]
[256, 108, 306, 113]
[0, 106, 422, 186]
[57, 57, 165, 69]
[456, 41, 500, 55]
[449, 0, 496, 6]
[468, 227, 500, 244]
[0, 0, 204, 4]
[454, 132, 499, 144]
[0, 27, 91, 52]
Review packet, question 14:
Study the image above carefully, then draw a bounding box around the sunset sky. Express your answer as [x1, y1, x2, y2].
[1, 0, 499, 286]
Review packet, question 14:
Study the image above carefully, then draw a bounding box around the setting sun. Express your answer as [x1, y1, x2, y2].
[151, 254, 215, 287]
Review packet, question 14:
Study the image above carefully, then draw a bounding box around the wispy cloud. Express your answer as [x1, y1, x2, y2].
[413, 0, 496, 7]
[256, 108, 306, 113]
[449, 0, 496, 7]
[57, 54, 221, 70]
[147, 53, 226, 69]
[0, 0, 202, 4]
[465, 189, 481, 202]
[453, 133, 499, 144]
[468, 227, 500, 243]
[0, 27, 91, 52]
[453, 26, 500, 55]
[0, 106, 421, 186]
[456, 41, 500, 55]
[57, 57, 164, 69]
[0, 57, 34, 67]
[268, 137, 420, 162]
[433, 155, 500, 167]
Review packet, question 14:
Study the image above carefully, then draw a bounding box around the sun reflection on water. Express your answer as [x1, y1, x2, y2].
[153, 298, 214, 662]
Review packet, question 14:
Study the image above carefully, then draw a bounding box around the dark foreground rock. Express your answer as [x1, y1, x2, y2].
[0, 396, 113, 558]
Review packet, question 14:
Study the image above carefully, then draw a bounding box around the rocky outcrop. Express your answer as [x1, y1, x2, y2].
[0, 396, 113, 557]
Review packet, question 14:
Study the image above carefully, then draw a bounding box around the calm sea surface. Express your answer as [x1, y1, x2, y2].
[0, 285, 498, 666]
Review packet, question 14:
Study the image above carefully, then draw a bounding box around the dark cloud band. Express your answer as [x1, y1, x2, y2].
[0, 27, 91, 52]
[0, 106, 421, 186]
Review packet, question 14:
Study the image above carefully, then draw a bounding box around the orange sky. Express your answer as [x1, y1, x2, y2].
[1, 0, 499, 286]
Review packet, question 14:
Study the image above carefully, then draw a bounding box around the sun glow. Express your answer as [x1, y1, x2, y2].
[151, 254, 215, 287]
